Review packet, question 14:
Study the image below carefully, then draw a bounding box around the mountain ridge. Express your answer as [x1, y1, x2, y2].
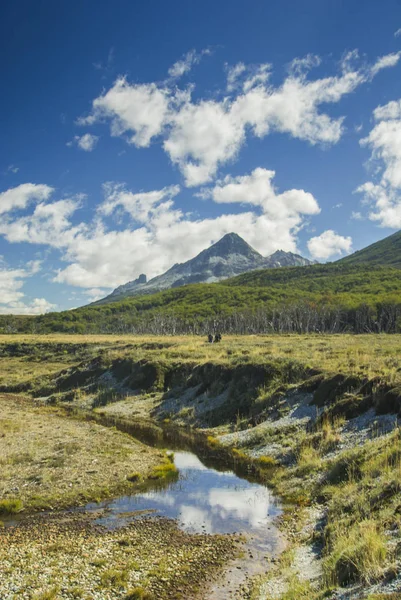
[95, 232, 314, 305]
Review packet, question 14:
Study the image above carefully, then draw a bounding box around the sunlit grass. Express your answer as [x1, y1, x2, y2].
[1, 334, 401, 386]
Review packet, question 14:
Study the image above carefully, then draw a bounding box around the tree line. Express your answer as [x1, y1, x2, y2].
[2, 301, 401, 335]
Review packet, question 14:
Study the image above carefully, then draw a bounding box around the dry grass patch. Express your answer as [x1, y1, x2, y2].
[0, 395, 166, 511]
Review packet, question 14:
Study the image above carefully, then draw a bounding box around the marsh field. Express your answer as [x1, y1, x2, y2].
[1, 333, 401, 600]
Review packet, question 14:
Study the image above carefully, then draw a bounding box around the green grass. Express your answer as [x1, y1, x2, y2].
[149, 460, 178, 480]
[0, 498, 23, 515]
[0, 396, 166, 513]
[323, 519, 387, 586]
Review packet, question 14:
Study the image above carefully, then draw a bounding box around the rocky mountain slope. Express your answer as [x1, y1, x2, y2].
[96, 232, 314, 304]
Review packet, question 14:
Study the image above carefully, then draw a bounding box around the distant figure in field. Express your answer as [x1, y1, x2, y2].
[214, 333, 222, 343]
[208, 333, 213, 343]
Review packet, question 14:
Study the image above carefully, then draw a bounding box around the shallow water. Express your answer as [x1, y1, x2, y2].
[86, 449, 283, 598]
[91, 450, 281, 537]
[4, 439, 283, 598]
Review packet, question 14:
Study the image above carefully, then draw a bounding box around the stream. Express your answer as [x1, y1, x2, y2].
[4, 417, 285, 598]
[86, 444, 284, 598]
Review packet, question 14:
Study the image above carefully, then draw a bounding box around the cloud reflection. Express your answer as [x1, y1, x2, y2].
[98, 450, 280, 536]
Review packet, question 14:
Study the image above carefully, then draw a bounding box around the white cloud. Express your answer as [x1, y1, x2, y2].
[226, 62, 271, 93]
[0, 297, 56, 316]
[232, 68, 364, 145]
[83, 288, 111, 302]
[68, 133, 99, 152]
[206, 168, 320, 219]
[167, 49, 210, 80]
[242, 64, 271, 93]
[164, 98, 245, 186]
[226, 62, 246, 91]
[395, 28, 401, 38]
[78, 50, 401, 187]
[0, 196, 85, 248]
[356, 94, 401, 227]
[7, 165, 19, 174]
[0, 183, 53, 215]
[100, 183, 180, 223]
[78, 77, 173, 148]
[370, 51, 401, 77]
[165, 57, 371, 185]
[307, 230, 352, 260]
[355, 181, 401, 228]
[361, 119, 401, 189]
[0, 263, 55, 315]
[288, 54, 321, 77]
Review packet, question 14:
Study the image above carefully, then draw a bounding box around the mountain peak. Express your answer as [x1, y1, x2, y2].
[202, 232, 263, 260]
[95, 232, 314, 304]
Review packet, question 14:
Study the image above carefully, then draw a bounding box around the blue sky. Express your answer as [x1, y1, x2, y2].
[2, 0, 401, 313]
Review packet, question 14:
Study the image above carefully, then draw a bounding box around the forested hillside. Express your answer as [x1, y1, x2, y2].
[338, 230, 401, 268]
[2, 263, 401, 334]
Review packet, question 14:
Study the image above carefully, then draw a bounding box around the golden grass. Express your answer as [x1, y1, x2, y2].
[1, 333, 401, 383]
[0, 395, 165, 511]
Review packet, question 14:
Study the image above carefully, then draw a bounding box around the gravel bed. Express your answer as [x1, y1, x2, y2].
[0, 511, 240, 600]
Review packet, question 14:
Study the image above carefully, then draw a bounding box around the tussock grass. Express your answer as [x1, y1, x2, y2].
[125, 587, 154, 599]
[149, 460, 178, 480]
[100, 568, 129, 587]
[324, 519, 387, 585]
[0, 498, 23, 515]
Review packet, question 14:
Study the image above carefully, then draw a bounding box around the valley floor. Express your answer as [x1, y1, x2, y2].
[1, 334, 401, 599]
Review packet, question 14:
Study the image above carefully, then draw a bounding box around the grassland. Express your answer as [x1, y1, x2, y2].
[1, 333, 401, 381]
[0, 395, 174, 513]
[1, 333, 401, 599]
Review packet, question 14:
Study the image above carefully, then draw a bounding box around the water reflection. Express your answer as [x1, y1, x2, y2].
[93, 451, 280, 536]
